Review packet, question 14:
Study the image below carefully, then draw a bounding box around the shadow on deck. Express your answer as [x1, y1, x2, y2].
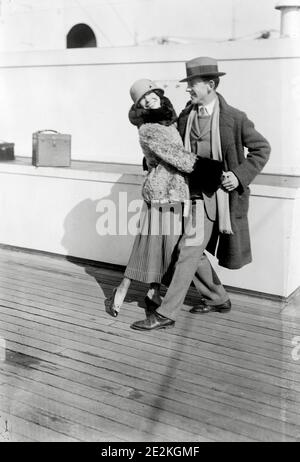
[0, 247, 299, 442]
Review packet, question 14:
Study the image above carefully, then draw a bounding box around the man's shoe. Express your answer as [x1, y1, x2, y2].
[130, 312, 175, 331]
[144, 295, 160, 311]
[190, 299, 231, 314]
[144, 296, 160, 318]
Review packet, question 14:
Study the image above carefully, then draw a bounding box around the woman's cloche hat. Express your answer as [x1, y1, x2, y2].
[180, 56, 226, 82]
[130, 79, 164, 106]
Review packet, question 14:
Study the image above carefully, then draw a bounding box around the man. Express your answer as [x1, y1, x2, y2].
[130, 56, 271, 331]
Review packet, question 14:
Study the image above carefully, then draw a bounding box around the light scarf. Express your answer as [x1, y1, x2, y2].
[184, 97, 233, 234]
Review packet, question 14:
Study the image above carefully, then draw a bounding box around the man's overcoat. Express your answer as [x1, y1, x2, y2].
[177, 93, 271, 269]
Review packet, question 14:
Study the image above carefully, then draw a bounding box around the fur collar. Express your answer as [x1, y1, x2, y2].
[128, 96, 177, 128]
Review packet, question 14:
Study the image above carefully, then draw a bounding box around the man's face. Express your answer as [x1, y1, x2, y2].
[186, 77, 212, 105]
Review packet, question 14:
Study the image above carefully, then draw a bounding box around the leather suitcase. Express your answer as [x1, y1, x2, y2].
[0, 141, 15, 161]
[32, 130, 71, 167]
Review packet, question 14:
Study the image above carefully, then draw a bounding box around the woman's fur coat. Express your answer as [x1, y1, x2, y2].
[129, 95, 223, 204]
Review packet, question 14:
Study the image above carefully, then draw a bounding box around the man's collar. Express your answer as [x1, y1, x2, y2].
[198, 97, 217, 116]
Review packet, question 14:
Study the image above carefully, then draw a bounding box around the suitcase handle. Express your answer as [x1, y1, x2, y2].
[36, 130, 59, 134]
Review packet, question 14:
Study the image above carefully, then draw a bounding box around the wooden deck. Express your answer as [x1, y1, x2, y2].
[0, 246, 299, 442]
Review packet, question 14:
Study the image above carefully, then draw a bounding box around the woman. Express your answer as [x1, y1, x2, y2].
[106, 79, 222, 317]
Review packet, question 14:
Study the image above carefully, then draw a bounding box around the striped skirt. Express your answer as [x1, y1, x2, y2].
[124, 202, 184, 284]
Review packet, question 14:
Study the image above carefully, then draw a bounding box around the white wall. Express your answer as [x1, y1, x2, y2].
[0, 161, 299, 298]
[0, 164, 139, 265]
[0, 40, 299, 299]
[0, 0, 132, 50]
[287, 195, 300, 295]
[0, 39, 300, 174]
[0, 0, 281, 52]
[215, 186, 300, 296]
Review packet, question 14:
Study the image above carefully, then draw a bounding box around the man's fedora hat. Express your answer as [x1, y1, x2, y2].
[180, 57, 226, 82]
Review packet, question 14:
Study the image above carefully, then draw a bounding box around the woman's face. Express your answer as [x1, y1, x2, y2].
[139, 91, 161, 110]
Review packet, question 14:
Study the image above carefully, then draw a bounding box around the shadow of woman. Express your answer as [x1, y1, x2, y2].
[60, 173, 151, 317]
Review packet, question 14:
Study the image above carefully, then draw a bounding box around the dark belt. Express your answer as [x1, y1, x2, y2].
[190, 190, 204, 201]
[190, 194, 203, 201]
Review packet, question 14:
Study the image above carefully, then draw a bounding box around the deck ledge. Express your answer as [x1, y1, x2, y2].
[0, 157, 300, 199]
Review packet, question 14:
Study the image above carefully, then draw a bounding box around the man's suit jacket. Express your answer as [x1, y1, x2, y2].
[177, 93, 271, 269]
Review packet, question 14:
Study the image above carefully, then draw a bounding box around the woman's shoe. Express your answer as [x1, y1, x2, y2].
[106, 288, 121, 317]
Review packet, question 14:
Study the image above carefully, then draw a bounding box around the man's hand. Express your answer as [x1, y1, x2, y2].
[221, 171, 239, 192]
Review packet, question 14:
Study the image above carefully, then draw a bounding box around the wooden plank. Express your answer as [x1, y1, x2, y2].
[0, 247, 299, 442]
[1, 311, 300, 425]
[0, 256, 282, 324]
[0, 275, 296, 351]
[0, 258, 297, 330]
[0, 250, 292, 319]
[0, 268, 299, 334]
[0, 249, 280, 316]
[1, 316, 300, 400]
[0, 342, 296, 444]
[1, 303, 292, 370]
[0, 359, 290, 443]
[1, 310, 299, 386]
[0, 282, 296, 368]
[0, 300, 297, 394]
[0, 264, 298, 335]
[2, 348, 300, 440]
[0, 376, 215, 443]
[2, 327, 296, 403]
[0, 294, 297, 371]
[0, 404, 79, 442]
[1, 336, 299, 442]
[1, 310, 299, 397]
[1, 312, 300, 425]
[0, 384, 176, 443]
[8, 432, 38, 442]
[0, 245, 292, 317]
[0, 368, 266, 443]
